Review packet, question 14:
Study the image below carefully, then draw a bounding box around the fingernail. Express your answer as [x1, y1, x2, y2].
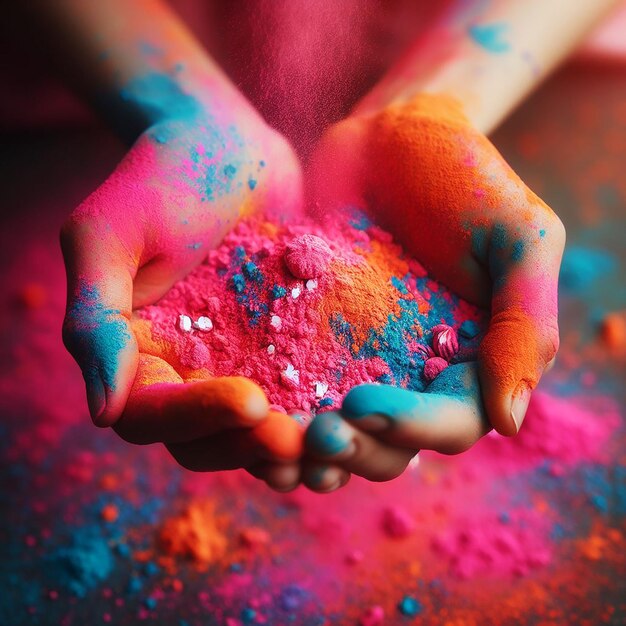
[314, 466, 343, 490]
[86, 375, 107, 425]
[305, 412, 354, 457]
[357, 414, 390, 431]
[510, 385, 531, 433]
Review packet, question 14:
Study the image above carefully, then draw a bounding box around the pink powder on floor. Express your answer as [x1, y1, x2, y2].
[462, 391, 622, 473]
[430, 509, 552, 579]
[136, 208, 486, 413]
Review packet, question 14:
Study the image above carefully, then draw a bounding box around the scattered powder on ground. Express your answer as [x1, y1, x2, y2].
[158, 500, 228, 566]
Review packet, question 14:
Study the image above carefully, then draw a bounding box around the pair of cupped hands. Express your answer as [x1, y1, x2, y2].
[62, 94, 564, 493]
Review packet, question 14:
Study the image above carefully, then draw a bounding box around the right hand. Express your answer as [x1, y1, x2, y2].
[61, 109, 304, 485]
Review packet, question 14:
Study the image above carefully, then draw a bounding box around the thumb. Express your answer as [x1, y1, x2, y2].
[478, 212, 565, 436]
[61, 220, 139, 427]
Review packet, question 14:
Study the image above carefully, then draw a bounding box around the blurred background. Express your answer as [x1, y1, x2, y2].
[1, 2, 625, 625]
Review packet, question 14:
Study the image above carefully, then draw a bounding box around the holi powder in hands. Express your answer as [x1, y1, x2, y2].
[134, 207, 487, 414]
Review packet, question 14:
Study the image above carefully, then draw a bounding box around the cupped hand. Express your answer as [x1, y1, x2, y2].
[303, 93, 564, 490]
[61, 108, 304, 483]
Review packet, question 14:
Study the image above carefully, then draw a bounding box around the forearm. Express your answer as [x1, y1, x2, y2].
[354, 0, 619, 134]
[24, 0, 261, 139]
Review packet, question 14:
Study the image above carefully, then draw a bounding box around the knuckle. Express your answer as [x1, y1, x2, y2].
[546, 212, 567, 251]
[541, 319, 560, 363]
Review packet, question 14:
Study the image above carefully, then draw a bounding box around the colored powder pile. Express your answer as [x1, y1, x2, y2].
[45, 528, 114, 598]
[135, 208, 487, 413]
[465, 391, 621, 473]
[430, 510, 552, 579]
[158, 500, 227, 566]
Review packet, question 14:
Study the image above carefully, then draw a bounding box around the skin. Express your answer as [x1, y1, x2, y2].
[303, 98, 563, 490]
[300, 0, 618, 492]
[20, 0, 619, 492]
[25, 0, 304, 484]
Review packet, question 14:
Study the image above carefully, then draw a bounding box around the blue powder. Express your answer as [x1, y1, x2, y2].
[116, 543, 131, 558]
[224, 164, 237, 179]
[144, 561, 160, 576]
[231, 274, 246, 294]
[511, 240, 525, 262]
[278, 584, 306, 610]
[144, 597, 158, 610]
[241, 607, 257, 623]
[398, 595, 422, 617]
[118, 73, 200, 125]
[559, 246, 617, 293]
[64, 283, 131, 391]
[424, 363, 480, 400]
[468, 23, 511, 53]
[243, 262, 263, 282]
[272, 285, 287, 299]
[46, 528, 114, 597]
[248, 178, 257, 190]
[305, 412, 351, 456]
[349, 210, 372, 231]
[459, 320, 481, 339]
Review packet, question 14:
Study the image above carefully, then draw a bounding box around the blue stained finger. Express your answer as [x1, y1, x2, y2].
[64, 282, 131, 393]
[305, 412, 353, 456]
[342, 384, 426, 421]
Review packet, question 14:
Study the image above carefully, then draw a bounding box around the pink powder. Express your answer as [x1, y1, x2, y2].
[430, 509, 552, 579]
[461, 391, 622, 473]
[381, 506, 415, 538]
[284, 234, 333, 278]
[136, 208, 485, 413]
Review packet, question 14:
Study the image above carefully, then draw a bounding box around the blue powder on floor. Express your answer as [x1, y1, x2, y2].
[45, 528, 114, 597]
[559, 246, 617, 293]
[398, 595, 423, 617]
[278, 584, 307, 610]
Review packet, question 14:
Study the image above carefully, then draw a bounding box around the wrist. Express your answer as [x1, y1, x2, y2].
[111, 67, 267, 143]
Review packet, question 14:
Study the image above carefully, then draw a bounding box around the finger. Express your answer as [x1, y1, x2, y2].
[300, 463, 351, 493]
[341, 363, 490, 455]
[61, 219, 139, 427]
[115, 354, 269, 444]
[166, 431, 258, 472]
[247, 462, 302, 492]
[166, 426, 302, 475]
[304, 412, 417, 482]
[251, 410, 305, 463]
[477, 208, 565, 436]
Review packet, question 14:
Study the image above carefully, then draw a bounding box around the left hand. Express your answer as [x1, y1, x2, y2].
[302, 94, 564, 492]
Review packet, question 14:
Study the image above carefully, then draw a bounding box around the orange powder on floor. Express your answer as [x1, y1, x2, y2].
[158, 500, 228, 566]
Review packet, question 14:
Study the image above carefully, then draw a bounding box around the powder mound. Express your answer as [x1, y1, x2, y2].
[136, 207, 487, 413]
[46, 528, 114, 597]
[158, 501, 227, 565]
[284, 234, 333, 278]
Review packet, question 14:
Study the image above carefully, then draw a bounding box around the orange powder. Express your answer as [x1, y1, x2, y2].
[158, 500, 228, 566]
